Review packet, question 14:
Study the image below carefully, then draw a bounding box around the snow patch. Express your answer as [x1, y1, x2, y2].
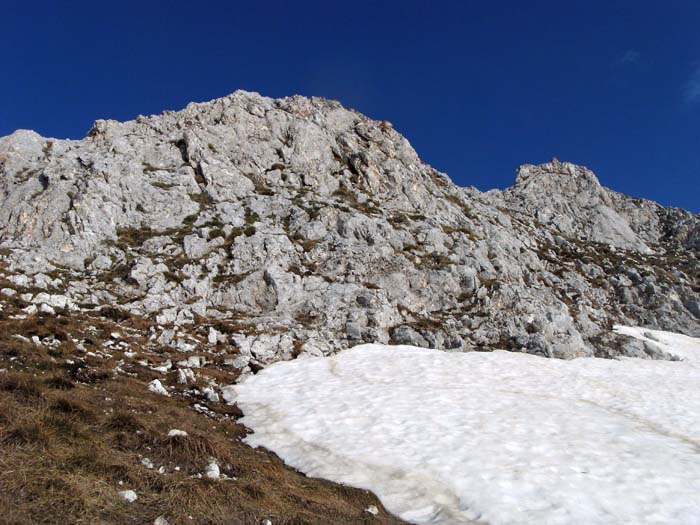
[236, 327, 700, 525]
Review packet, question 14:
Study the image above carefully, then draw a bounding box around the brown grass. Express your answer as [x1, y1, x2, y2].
[0, 371, 401, 524]
[0, 294, 407, 525]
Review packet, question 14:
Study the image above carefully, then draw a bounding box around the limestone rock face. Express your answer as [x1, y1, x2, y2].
[502, 159, 653, 253]
[1, 90, 698, 363]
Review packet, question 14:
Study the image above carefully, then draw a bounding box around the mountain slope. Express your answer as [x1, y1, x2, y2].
[1, 90, 699, 371]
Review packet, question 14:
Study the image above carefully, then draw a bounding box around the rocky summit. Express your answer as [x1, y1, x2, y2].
[1, 90, 699, 370]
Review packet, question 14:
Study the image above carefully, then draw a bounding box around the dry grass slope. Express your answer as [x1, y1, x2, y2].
[0, 281, 409, 524]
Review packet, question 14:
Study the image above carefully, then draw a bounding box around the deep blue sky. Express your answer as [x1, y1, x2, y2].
[2, 1, 699, 212]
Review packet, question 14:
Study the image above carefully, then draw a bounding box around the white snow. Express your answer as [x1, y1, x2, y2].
[220, 385, 238, 404]
[235, 326, 700, 525]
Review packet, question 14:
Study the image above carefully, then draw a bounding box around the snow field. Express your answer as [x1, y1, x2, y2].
[235, 327, 700, 524]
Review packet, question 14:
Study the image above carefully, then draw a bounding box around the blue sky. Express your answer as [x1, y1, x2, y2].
[2, 1, 699, 212]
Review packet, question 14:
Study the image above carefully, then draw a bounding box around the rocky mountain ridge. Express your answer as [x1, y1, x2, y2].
[1, 90, 699, 372]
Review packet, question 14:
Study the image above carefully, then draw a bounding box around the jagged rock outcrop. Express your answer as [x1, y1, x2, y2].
[1, 90, 699, 371]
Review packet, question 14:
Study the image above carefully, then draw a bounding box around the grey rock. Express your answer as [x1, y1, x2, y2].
[390, 326, 429, 348]
[346, 322, 363, 340]
[643, 340, 681, 361]
[686, 300, 700, 319]
[0, 91, 698, 367]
